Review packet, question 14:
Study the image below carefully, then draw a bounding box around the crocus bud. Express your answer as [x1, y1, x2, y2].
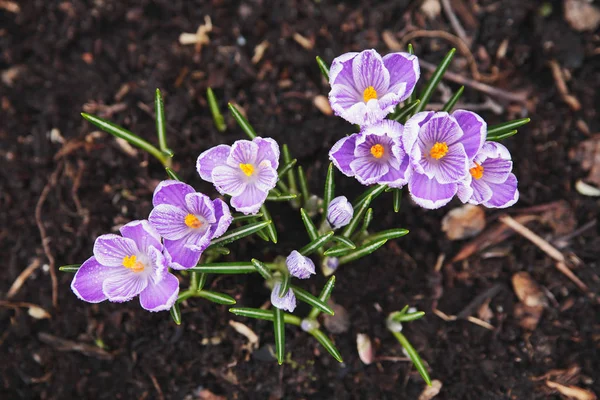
[286, 250, 315, 279]
[327, 196, 354, 229]
[271, 282, 296, 312]
[321, 256, 339, 277]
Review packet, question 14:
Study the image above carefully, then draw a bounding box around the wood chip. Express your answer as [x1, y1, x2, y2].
[313, 95, 333, 116]
[546, 380, 597, 400]
[28, 305, 51, 320]
[356, 333, 374, 365]
[512, 272, 546, 307]
[229, 320, 259, 352]
[252, 40, 269, 64]
[293, 33, 314, 50]
[421, 0, 441, 19]
[1, 65, 26, 86]
[441, 204, 486, 240]
[38, 333, 113, 360]
[514, 303, 544, 331]
[0, 0, 20, 13]
[418, 379, 443, 400]
[7, 258, 41, 299]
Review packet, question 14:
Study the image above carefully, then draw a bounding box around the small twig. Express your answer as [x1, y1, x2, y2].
[35, 162, 64, 308]
[466, 316, 494, 330]
[7, 258, 41, 299]
[38, 332, 113, 360]
[440, 0, 471, 47]
[148, 373, 165, 400]
[548, 60, 581, 111]
[434, 253, 446, 272]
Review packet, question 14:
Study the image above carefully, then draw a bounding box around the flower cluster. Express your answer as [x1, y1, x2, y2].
[328, 50, 518, 210]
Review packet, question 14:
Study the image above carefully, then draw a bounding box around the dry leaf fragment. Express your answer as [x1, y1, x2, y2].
[441, 204, 486, 240]
[293, 33, 314, 50]
[564, 0, 600, 32]
[356, 333, 374, 365]
[229, 320, 259, 352]
[252, 40, 269, 64]
[418, 379, 443, 400]
[569, 135, 600, 187]
[512, 272, 546, 307]
[313, 95, 333, 116]
[514, 303, 544, 331]
[28, 306, 51, 320]
[421, 0, 441, 19]
[546, 380, 597, 400]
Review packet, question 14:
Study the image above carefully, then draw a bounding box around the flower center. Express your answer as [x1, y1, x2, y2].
[370, 144, 385, 159]
[239, 163, 254, 176]
[363, 86, 378, 102]
[122, 255, 145, 273]
[184, 213, 203, 229]
[429, 142, 449, 160]
[469, 163, 484, 180]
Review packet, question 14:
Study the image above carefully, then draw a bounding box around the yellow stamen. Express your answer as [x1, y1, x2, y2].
[469, 163, 484, 180]
[122, 255, 144, 273]
[239, 163, 254, 176]
[370, 144, 385, 159]
[429, 142, 449, 160]
[363, 86, 378, 102]
[184, 214, 203, 229]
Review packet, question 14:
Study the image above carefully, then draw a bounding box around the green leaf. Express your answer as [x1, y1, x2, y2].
[307, 275, 336, 319]
[207, 87, 226, 132]
[322, 163, 335, 224]
[266, 193, 298, 201]
[297, 166, 310, 205]
[291, 285, 334, 315]
[487, 129, 518, 142]
[81, 112, 169, 166]
[390, 310, 426, 322]
[486, 118, 530, 138]
[59, 264, 80, 273]
[360, 208, 374, 234]
[273, 308, 286, 364]
[190, 262, 256, 274]
[177, 290, 196, 303]
[232, 212, 263, 223]
[251, 259, 273, 280]
[353, 184, 386, 209]
[393, 189, 402, 213]
[323, 245, 352, 257]
[392, 331, 432, 386]
[229, 307, 302, 325]
[228, 103, 257, 139]
[197, 273, 208, 291]
[170, 303, 182, 325]
[316, 56, 330, 81]
[277, 272, 291, 298]
[165, 167, 181, 181]
[299, 231, 334, 256]
[342, 194, 373, 238]
[208, 220, 272, 248]
[300, 208, 319, 241]
[414, 48, 456, 113]
[197, 290, 236, 305]
[155, 89, 170, 154]
[277, 158, 297, 180]
[330, 236, 356, 249]
[391, 99, 420, 122]
[260, 205, 278, 243]
[205, 246, 230, 256]
[362, 228, 409, 245]
[441, 85, 464, 112]
[338, 239, 387, 265]
[282, 144, 298, 196]
[309, 329, 343, 362]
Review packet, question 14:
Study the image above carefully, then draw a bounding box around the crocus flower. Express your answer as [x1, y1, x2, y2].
[148, 180, 232, 270]
[329, 49, 420, 126]
[197, 137, 279, 215]
[327, 196, 354, 229]
[457, 141, 519, 208]
[271, 282, 296, 312]
[71, 220, 179, 312]
[286, 250, 316, 279]
[329, 120, 410, 187]
[403, 110, 486, 209]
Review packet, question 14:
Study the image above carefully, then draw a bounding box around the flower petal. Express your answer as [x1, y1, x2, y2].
[481, 157, 513, 184]
[212, 165, 248, 197]
[227, 139, 258, 166]
[457, 180, 474, 203]
[93, 234, 139, 267]
[185, 193, 216, 223]
[352, 49, 390, 94]
[350, 156, 390, 185]
[327, 196, 354, 229]
[452, 110, 486, 159]
[148, 204, 191, 240]
[286, 250, 316, 279]
[70, 257, 111, 303]
[211, 198, 232, 238]
[329, 52, 359, 86]
[408, 172, 457, 209]
[102, 268, 148, 302]
[230, 184, 268, 215]
[403, 111, 435, 155]
[147, 245, 168, 284]
[120, 220, 162, 254]
[361, 119, 404, 139]
[379, 153, 410, 188]
[484, 173, 519, 208]
[382, 52, 420, 100]
[418, 112, 463, 148]
[329, 133, 359, 177]
[271, 282, 296, 312]
[254, 137, 280, 170]
[197, 145, 231, 183]
[139, 272, 179, 312]
[152, 180, 195, 208]
[467, 177, 493, 205]
[254, 163, 278, 192]
[419, 143, 469, 184]
[164, 234, 204, 270]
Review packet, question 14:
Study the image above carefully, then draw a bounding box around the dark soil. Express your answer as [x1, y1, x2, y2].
[1, 1, 599, 399]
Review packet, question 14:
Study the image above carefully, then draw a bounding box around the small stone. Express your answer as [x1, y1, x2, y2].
[564, 0, 600, 32]
[441, 204, 486, 240]
[323, 303, 350, 333]
[356, 333, 374, 365]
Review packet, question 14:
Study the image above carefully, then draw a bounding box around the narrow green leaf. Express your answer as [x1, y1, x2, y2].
[323, 245, 352, 257]
[197, 290, 236, 305]
[273, 308, 285, 364]
[165, 167, 181, 181]
[197, 273, 208, 291]
[297, 166, 310, 205]
[309, 329, 343, 362]
[391, 99, 420, 122]
[342, 195, 373, 238]
[407, 44, 415, 104]
[487, 129, 518, 142]
[207, 87, 226, 132]
[307, 275, 336, 319]
[260, 205, 278, 243]
[59, 264, 80, 273]
[353, 184, 386, 209]
[393, 189, 402, 213]
[441, 85, 464, 112]
[190, 262, 256, 274]
[392, 331, 432, 386]
[190, 271, 200, 291]
[228, 103, 257, 139]
[330, 236, 356, 249]
[363, 228, 409, 245]
[229, 307, 302, 325]
[300, 208, 319, 241]
[282, 145, 298, 197]
[322, 163, 335, 219]
[232, 213, 263, 223]
[338, 239, 387, 265]
[291, 285, 334, 315]
[360, 208, 374, 234]
[278, 272, 291, 297]
[414, 48, 457, 113]
[177, 290, 196, 303]
[205, 246, 230, 256]
[251, 259, 273, 280]
[487, 118, 530, 137]
[316, 56, 330, 81]
[170, 303, 182, 325]
[277, 158, 297, 180]
[155, 89, 170, 153]
[208, 220, 272, 248]
[81, 112, 168, 166]
[266, 193, 298, 201]
[392, 311, 426, 322]
[299, 231, 334, 256]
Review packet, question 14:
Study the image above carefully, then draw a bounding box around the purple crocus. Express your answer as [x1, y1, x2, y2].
[329, 120, 410, 187]
[271, 282, 296, 312]
[329, 49, 420, 126]
[286, 250, 316, 279]
[197, 137, 279, 215]
[71, 220, 179, 312]
[457, 141, 519, 208]
[403, 110, 486, 209]
[148, 180, 232, 270]
[327, 196, 354, 229]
